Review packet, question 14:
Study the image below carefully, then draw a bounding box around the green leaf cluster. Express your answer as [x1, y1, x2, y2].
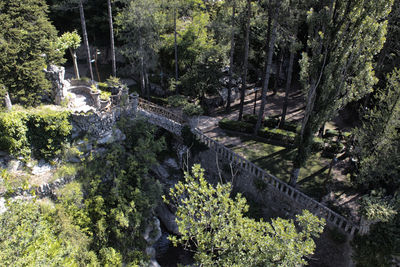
[0, 0, 64, 106]
[0, 108, 72, 160]
[0, 199, 98, 266]
[79, 119, 165, 264]
[166, 164, 325, 267]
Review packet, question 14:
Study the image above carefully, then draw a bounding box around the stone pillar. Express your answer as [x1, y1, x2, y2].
[92, 92, 101, 110]
[358, 216, 373, 236]
[131, 92, 139, 113]
[122, 88, 129, 105]
[44, 65, 67, 105]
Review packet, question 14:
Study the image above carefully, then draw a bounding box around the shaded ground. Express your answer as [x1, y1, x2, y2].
[192, 86, 361, 222]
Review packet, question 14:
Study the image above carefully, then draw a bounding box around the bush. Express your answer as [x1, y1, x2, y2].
[282, 121, 299, 133]
[0, 111, 30, 158]
[242, 114, 258, 124]
[0, 108, 72, 160]
[106, 76, 122, 88]
[324, 142, 345, 155]
[97, 82, 109, 92]
[258, 127, 296, 144]
[324, 129, 339, 138]
[100, 91, 111, 101]
[167, 95, 188, 108]
[150, 96, 168, 106]
[311, 137, 325, 152]
[219, 118, 253, 133]
[182, 103, 203, 116]
[242, 114, 280, 128]
[26, 108, 72, 160]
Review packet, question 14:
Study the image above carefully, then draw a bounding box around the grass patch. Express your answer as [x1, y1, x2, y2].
[231, 139, 330, 200]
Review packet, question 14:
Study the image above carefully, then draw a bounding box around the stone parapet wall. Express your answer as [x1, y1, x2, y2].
[190, 128, 360, 236]
[69, 95, 362, 237]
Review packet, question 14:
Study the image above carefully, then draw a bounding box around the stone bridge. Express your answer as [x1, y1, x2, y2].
[69, 91, 364, 237]
[129, 95, 366, 237]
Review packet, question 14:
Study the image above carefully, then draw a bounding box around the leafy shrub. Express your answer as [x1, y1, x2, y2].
[324, 129, 339, 138]
[182, 102, 203, 116]
[242, 114, 299, 131]
[90, 84, 98, 92]
[324, 142, 345, 155]
[0, 111, 30, 158]
[242, 114, 279, 128]
[282, 121, 299, 132]
[311, 137, 325, 152]
[80, 77, 91, 83]
[150, 96, 168, 106]
[53, 163, 78, 181]
[106, 76, 122, 88]
[258, 127, 296, 144]
[26, 108, 72, 160]
[167, 95, 188, 108]
[360, 193, 397, 223]
[100, 91, 111, 101]
[242, 114, 258, 124]
[0, 108, 72, 160]
[218, 118, 253, 133]
[97, 82, 109, 92]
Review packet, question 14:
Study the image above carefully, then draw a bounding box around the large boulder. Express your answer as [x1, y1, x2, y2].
[44, 65, 68, 105]
[156, 203, 180, 235]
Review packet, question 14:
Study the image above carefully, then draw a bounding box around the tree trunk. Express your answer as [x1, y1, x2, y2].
[4, 91, 12, 111]
[253, 10, 272, 118]
[252, 89, 257, 115]
[226, 1, 236, 112]
[174, 6, 179, 94]
[273, 52, 284, 95]
[140, 57, 145, 95]
[69, 48, 80, 79]
[318, 123, 326, 137]
[289, 168, 300, 186]
[145, 69, 150, 100]
[238, 0, 251, 121]
[254, 11, 279, 134]
[79, 0, 94, 81]
[279, 48, 295, 128]
[107, 0, 116, 77]
[94, 48, 101, 82]
[290, 79, 318, 186]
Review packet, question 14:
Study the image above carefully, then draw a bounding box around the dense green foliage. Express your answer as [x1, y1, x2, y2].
[0, 119, 166, 266]
[291, 0, 393, 184]
[351, 69, 400, 264]
[2, 0, 400, 265]
[0, 0, 64, 105]
[0, 199, 97, 266]
[0, 108, 71, 159]
[165, 164, 325, 266]
[78, 119, 165, 264]
[354, 69, 400, 189]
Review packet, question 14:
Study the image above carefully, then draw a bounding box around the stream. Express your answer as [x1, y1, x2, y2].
[154, 224, 194, 267]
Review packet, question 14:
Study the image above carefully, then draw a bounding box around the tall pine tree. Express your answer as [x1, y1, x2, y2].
[0, 0, 64, 106]
[290, 0, 393, 185]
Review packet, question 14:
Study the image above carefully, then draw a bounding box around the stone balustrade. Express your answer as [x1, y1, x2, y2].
[121, 96, 361, 236]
